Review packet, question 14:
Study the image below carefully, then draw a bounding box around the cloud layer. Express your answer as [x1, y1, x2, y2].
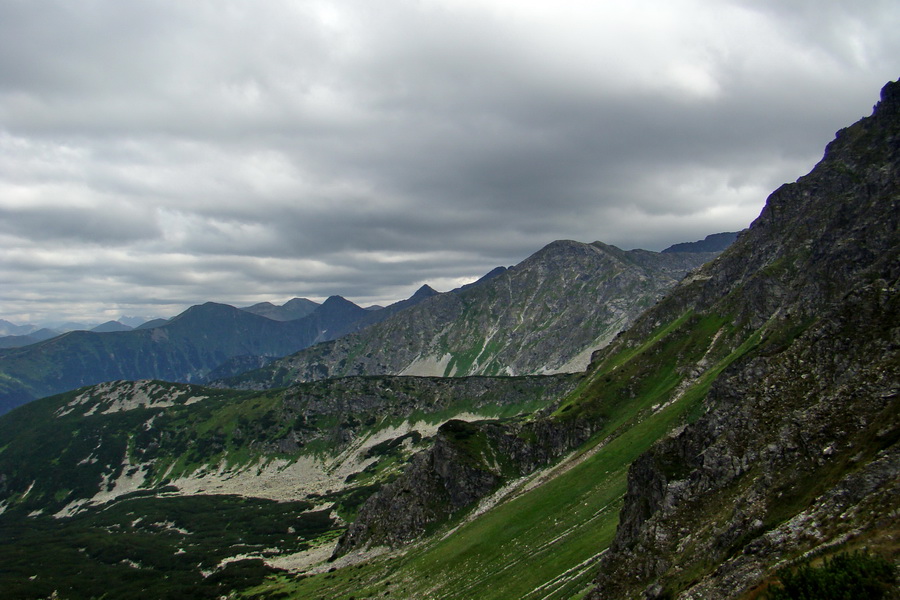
[1, 0, 898, 324]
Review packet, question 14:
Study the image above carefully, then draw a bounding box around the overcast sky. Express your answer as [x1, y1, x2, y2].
[1, 0, 898, 325]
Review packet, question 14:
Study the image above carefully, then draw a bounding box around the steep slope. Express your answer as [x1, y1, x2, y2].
[0, 297, 370, 414]
[288, 80, 898, 599]
[223, 241, 719, 389]
[584, 78, 900, 600]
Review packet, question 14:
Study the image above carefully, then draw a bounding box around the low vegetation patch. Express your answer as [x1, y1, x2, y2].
[764, 551, 897, 600]
[0, 494, 340, 599]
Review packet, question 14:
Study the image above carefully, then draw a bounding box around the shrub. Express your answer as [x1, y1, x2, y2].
[765, 551, 897, 599]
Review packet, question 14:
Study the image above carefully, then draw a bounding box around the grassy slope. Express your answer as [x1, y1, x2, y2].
[245, 308, 768, 600]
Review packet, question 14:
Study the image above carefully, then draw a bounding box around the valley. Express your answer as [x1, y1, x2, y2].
[0, 80, 897, 600]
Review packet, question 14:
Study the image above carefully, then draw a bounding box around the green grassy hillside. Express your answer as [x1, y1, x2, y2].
[241, 304, 758, 599]
[0, 374, 578, 599]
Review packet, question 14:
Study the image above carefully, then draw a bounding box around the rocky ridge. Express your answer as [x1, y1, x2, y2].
[662, 231, 740, 254]
[223, 241, 720, 389]
[240, 297, 320, 321]
[585, 80, 900, 598]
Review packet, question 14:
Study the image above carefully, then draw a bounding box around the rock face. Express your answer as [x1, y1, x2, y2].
[334, 410, 597, 555]
[587, 80, 900, 598]
[223, 241, 720, 389]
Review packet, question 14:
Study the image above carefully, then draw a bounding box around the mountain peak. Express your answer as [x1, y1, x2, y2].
[879, 78, 900, 109]
[542, 239, 590, 252]
[411, 284, 438, 299]
[90, 320, 132, 333]
[176, 302, 239, 318]
[523, 239, 608, 264]
[321, 295, 357, 308]
[283, 297, 318, 309]
[241, 297, 319, 321]
[316, 296, 368, 321]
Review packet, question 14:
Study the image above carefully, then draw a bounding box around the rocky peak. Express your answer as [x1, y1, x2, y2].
[620, 79, 899, 339]
[410, 284, 439, 300]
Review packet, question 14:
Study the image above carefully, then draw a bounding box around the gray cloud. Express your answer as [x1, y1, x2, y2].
[1, 0, 898, 324]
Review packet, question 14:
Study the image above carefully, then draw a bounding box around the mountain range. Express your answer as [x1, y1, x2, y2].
[220, 241, 720, 389]
[0, 238, 724, 415]
[0, 295, 374, 414]
[0, 298, 324, 348]
[0, 80, 895, 599]
[239, 297, 320, 321]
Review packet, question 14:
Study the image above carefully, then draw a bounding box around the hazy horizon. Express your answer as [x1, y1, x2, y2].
[2, 0, 898, 324]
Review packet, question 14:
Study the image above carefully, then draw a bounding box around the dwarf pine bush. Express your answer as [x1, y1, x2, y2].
[766, 551, 896, 600]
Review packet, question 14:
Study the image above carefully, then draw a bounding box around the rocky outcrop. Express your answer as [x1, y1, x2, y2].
[334, 410, 597, 555]
[333, 424, 504, 553]
[587, 80, 900, 598]
[591, 285, 898, 598]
